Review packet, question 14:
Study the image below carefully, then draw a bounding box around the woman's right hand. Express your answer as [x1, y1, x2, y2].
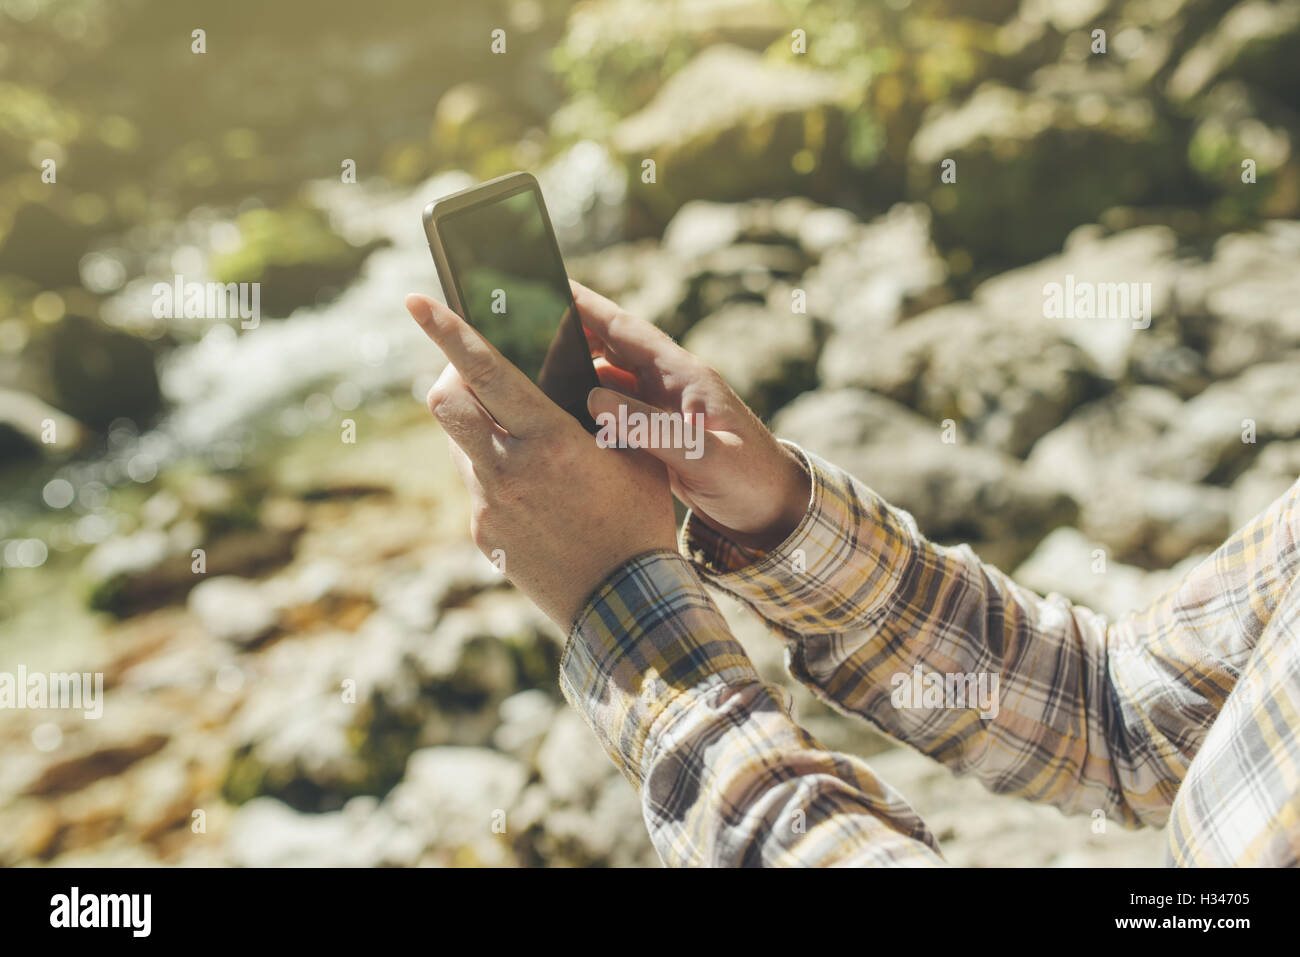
[572, 280, 810, 553]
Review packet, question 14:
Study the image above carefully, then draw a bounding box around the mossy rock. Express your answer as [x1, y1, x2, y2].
[210, 205, 382, 318]
[908, 83, 1188, 268]
[612, 45, 852, 231]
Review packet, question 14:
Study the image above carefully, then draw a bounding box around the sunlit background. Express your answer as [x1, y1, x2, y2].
[2, 0, 1298, 866]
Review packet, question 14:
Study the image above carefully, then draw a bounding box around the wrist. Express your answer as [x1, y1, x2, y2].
[723, 445, 811, 553]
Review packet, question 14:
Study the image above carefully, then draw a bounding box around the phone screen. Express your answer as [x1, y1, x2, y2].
[436, 187, 600, 432]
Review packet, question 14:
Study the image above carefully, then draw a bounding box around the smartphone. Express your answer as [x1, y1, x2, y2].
[423, 172, 601, 433]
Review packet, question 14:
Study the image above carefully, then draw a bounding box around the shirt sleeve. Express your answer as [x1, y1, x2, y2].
[681, 445, 1300, 830]
[558, 548, 946, 866]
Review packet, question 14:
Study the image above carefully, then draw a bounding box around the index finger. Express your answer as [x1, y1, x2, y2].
[406, 293, 547, 436]
[569, 280, 693, 374]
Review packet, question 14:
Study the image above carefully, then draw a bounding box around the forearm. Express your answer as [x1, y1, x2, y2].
[560, 549, 945, 866]
[682, 445, 1249, 826]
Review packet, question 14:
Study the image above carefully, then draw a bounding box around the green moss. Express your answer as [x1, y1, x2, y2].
[208, 204, 377, 316]
[210, 206, 356, 286]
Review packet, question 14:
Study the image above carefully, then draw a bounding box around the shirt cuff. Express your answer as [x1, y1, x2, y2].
[678, 443, 919, 635]
[559, 549, 763, 791]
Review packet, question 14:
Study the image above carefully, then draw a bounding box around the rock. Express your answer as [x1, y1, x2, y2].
[1167, 0, 1300, 104]
[1092, 476, 1233, 569]
[536, 710, 615, 806]
[412, 596, 550, 706]
[187, 576, 278, 646]
[575, 198, 912, 343]
[537, 141, 630, 253]
[84, 530, 174, 586]
[664, 197, 858, 266]
[209, 205, 380, 317]
[38, 845, 167, 868]
[1138, 482, 1235, 565]
[787, 202, 861, 260]
[1025, 387, 1234, 564]
[373, 543, 507, 634]
[222, 576, 560, 815]
[0, 315, 162, 434]
[974, 225, 1182, 380]
[863, 747, 1169, 866]
[118, 641, 238, 695]
[1186, 82, 1294, 220]
[382, 747, 527, 866]
[262, 558, 347, 611]
[554, 0, 791, 136]
[1026, 386, 1185, 494]
[123, 755, 196, 841]
[1231, 440, 1300, 529]
[659, 202, 814, 329]
[533, 775, 658, 867]
[0, 800, 62, 863]
[772, 388, 1077, 569]
[1147, 358, 1300, 484]
[492, 689, 557, 764]
[22, 733, 169, 798]
[613, 46, 848, 226]
[910, 83, 1182, 265]
[1180, 223, 1300, 378]
[1012, 527, 1205, 620]
[662, 202, 748, 260]
[432, 83, 533, 178]
[47, 316, 163, 430]
[1020, 0, 1112, 33]
[683, 303, 823, 419]
[85, 523, 301, 618]
[821, 301, 1106, 457]
[221, 626, 416, 811]
[800, 203, 947, 335]
[686, 243, 808, 325]
[0, 387, 89, 465]
[558, 0, 790, 81]
[225, 795, 384, 867]
[567, 241, 692, 335]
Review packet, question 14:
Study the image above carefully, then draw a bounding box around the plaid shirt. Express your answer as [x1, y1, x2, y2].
[559, 445, 1300, 867]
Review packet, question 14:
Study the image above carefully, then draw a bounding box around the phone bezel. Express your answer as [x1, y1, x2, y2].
[423, 171, 564, 326]
[422, 171, 601, 432]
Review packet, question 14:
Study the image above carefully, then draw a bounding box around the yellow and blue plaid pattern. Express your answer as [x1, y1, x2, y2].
[560, 445, 1300, 866]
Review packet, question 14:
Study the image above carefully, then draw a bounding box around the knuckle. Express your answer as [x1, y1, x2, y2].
[697, 362, 736, 401]
[426, 383, 450, 417]
[427, 366, 466, 417]
[463, 353, 498, 391]
[486, 475, 525, 510]
[699, 361, 726, 386]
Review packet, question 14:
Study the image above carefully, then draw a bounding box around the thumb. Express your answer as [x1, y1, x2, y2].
[587, 387, 710, 468]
